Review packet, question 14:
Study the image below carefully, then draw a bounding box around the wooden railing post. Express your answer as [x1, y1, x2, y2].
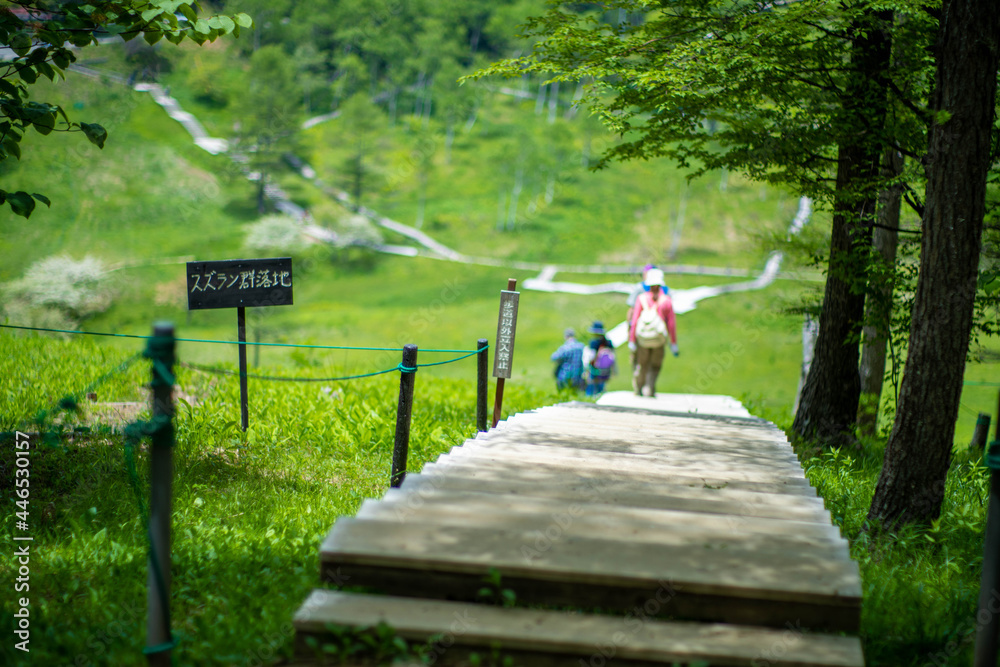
[476, 338, 488, 432]
[975, 391, 1000, 666]
[971, 412, 991, 451]
[391, 345, 418, 488]
[146, 322, 175, 667]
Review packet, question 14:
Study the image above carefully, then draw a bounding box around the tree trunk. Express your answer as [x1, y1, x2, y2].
[547, 80, 559, 124]
[867, 0, 1000, 528]
[857, 149, 903, 436]
[257, 176, 267, 215]
[791, 12, 892, 444]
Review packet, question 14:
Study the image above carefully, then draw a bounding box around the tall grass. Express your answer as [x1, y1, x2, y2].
[0, 330, 563, 666]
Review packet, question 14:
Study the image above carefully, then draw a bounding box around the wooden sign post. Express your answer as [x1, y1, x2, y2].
[186, 258, 294, 431]
[491, 278, 519, 427]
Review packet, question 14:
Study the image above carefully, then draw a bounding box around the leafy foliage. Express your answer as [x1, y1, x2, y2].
[0, 0, 251, 217]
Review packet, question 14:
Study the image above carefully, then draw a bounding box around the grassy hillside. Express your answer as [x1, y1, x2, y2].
[1, 35, 998, 667]
[0, 40, 996, 439]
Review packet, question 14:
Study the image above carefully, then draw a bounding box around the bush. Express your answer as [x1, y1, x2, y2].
[244, 214, 309, 255]
[4, 254, 113, 325]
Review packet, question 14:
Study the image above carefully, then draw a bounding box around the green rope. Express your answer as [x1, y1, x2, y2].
[6, 352, 143, 445]
[178, 348, 480, 382]
[986, 439, 1000, 470]
[178, 361, 403, 382]
[0, 324, 477, 353]
[414, 348, 484, 367]
[142, 639, 178, 656]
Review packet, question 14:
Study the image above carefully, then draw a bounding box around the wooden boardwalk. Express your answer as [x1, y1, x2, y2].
[293, 394, 864, 666]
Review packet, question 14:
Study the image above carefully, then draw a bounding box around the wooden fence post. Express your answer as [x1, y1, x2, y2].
[477, 338, 488, 432]
[974, 392, 1000, 667]
[146, 322, 175, 667]
[391, 345, 418, 488]
[971, 412, 991, 451]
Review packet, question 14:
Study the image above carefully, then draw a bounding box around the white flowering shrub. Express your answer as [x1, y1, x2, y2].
[245, 214, 309, 254]
[333, 214, 383, 248]
[5, 255, 112, 322]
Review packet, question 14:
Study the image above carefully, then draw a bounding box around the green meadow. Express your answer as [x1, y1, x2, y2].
[0, 38, 997, 667]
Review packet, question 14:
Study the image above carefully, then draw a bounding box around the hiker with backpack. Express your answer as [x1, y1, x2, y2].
[582, 321, 617, 396]
[551, 328, 586, 392]
[628, 268, 678, 397]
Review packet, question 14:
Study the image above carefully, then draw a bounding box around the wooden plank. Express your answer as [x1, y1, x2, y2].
[438, 447, 814, 490]
[448, 440, 805, 481]
[425, 457, 818, 497]
[464, 437, 803, 473]
[472, 428, 801, 465]
[320, 517, 862, 631]
[494, 421, 797, 461]
[401, 471, 833, 524]
[361, 488, 850, 558]
[294, 590, 866, 667]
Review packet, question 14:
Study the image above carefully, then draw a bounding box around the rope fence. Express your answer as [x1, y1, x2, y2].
[0, 323, 479, 354]
[3, 320, 494, 664]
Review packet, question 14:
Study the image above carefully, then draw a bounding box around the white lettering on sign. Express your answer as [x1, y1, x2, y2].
[492, 291, 520, 379]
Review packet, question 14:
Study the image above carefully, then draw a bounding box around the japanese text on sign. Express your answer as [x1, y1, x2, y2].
[186, 258, 293, 310]
[492, 290, 519, 379]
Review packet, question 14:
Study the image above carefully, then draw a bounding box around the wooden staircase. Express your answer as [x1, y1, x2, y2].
[292, 397, 864, 666]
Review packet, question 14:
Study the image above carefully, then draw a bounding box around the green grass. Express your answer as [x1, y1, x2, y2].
[0, 330, 564, 666]
[2, 38, 1000, 667]
[800, 441, 988, 666]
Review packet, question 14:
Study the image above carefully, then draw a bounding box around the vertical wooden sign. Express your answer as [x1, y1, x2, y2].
[492, 278, 519, 427]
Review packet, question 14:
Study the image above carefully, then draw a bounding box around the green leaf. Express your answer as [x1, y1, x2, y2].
[179, 5, 197, 23]
[36, 62, 56, 81]
[141, 9, 163, 22]
[0, 78, 20, 98]
[143, 29, 163, 46]
[80, 123, 107, 149]
[10, 33, 31, 56]
[194, 18, 210, 34]
[52, 49, 71, 70]
[18, 66, 37, 84]
[157, 0, 186, 13]
[7, 191, 36, 218]
[234, 12, 253, 28]
[33, 113, 56, 135]
[31, 193, 51, 207]
[3, 138, 22, 160]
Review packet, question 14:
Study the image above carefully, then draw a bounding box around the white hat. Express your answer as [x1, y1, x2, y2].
[645, 268, 665, 287]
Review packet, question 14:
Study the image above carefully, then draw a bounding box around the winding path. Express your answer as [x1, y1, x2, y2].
[88, 70, 812, 317]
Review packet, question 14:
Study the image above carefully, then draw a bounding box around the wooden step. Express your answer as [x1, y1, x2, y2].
[365, 488, 849, 558]
[401, 470, 832, 524]
[432, 450, 816, 495]
[320, 516, 862, 632]
[462, 438, 803, 473]
[471, 427, 802, 466]
[294, 590, 865, 667]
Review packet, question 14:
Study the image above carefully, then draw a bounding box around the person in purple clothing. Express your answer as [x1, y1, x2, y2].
[583, 321, 616, 396]
[550, 328, 585, 391]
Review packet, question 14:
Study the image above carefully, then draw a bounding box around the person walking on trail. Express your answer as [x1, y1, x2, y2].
[551, 328, 586, 391]
[583, 321, 616, 396]
[626, 264, 657, 311]
[628, 268, 678, 397]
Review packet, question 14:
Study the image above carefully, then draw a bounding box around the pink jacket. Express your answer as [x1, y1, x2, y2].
[628, 291, 677, 345]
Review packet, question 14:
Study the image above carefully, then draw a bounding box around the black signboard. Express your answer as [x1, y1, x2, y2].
[186, 258, 293, 311]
